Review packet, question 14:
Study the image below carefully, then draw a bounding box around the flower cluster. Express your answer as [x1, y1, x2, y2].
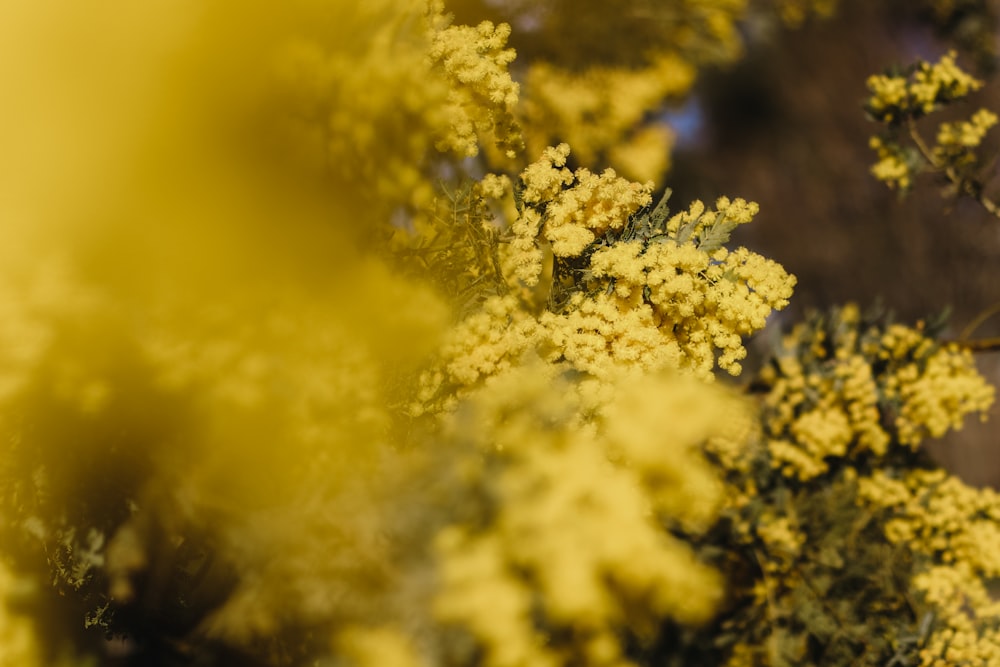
[754, 514, 806, 563]
[428, 9, 523, 158]
[412, 294, 538, 414]
[587, 227, 795, 376]
[868, 135, 918, 190]
[416, 159, 794, 411]
[755, 305, 993, 480]
[539, 293, 684, 378]
[267, 0, 524, 213]
[698, 302, 997, 666]
[418, 275, 772, 410]
[484, 0, 752, 182]
[858, 469, 1000, 666]
[933, 108, 998, 166]
[879, 327, 995, 446]
[866, 51, 983, 123]
[433, 366, 744, 667]
[859, 469, 1000, 574]
[515, 144, 654, 272]
[915, 565, 1000, 667]
[270, 14, 443, 210]
[520, 56, 694, 182]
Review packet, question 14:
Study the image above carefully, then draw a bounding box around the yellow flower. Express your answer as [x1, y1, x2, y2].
[934, 108, 998, 166]
[868, 136, 913, 190]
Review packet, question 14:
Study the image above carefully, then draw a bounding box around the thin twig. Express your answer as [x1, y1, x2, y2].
[959, 302, 1000, 340]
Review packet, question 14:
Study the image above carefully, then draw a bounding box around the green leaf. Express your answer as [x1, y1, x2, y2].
[696, 216, 739, 253]
[648, 188, 673, 231]
[675, 216, 701, 245]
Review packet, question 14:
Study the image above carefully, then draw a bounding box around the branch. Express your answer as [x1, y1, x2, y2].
[907, 118, 1000, 219]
